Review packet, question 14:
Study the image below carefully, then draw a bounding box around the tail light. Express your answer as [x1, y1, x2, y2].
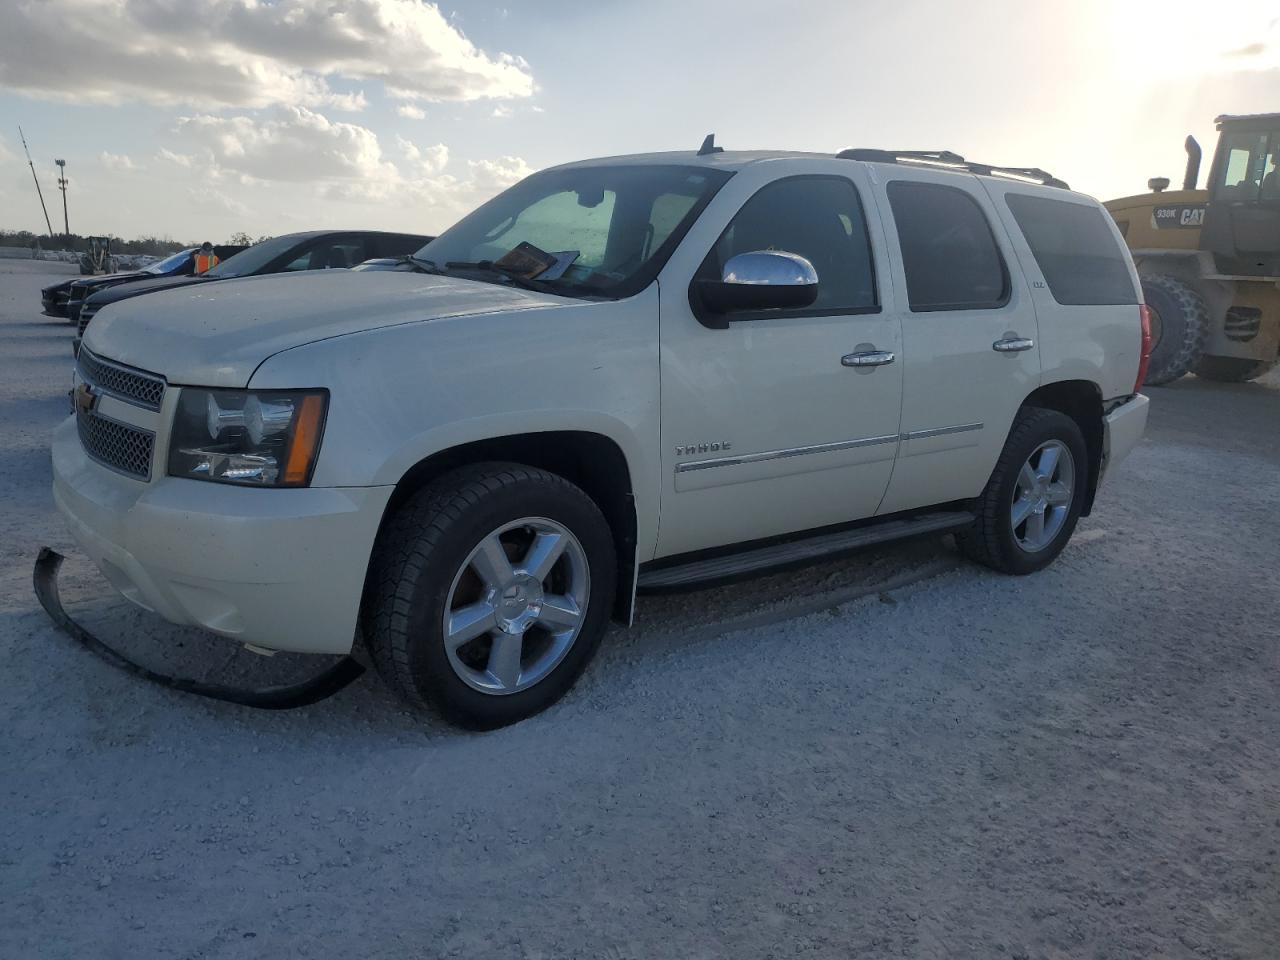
[1135, 304, 1153, 392]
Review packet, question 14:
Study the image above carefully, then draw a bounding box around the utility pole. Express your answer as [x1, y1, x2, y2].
[18, 126, 55, 238]
[55, 159, 70, 238]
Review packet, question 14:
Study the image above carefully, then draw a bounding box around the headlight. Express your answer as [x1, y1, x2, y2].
[168, 388, 328, 487]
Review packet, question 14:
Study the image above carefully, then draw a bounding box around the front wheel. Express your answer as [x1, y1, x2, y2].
[363, 463, 616, 729]
[958, 407, 1088, 575]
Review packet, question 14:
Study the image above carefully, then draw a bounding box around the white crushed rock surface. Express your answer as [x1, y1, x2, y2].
[2, 260, 1279, 959]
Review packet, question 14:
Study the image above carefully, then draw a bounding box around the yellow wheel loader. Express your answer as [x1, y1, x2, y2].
[1105, 113, 1280, 384]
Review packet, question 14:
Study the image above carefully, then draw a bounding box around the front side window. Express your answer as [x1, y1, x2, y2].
[697, 176, 878, 315]
[418, 165, 732, 299]
[1006, 193, 1138, 306]
[887, 180, 1009, 312]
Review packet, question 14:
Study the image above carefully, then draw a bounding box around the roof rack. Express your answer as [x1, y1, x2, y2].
[836, 148, 1070, 190]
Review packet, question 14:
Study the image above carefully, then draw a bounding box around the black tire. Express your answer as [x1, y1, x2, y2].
[957, 407, 1089, 576]
[1192, 354, 1279, 383]
[1140, 273, 1209, 386]
[362, 463, 616, 729]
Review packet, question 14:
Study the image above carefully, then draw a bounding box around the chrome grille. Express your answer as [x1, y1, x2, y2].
[77, 348, 165, 410]
[77, 303, 98, 337]
[77, 410, 154, 480]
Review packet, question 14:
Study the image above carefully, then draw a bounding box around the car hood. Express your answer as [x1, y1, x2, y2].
[86, 273, 208, 305]
[82, 269, 568, 387]
[71, 271, 152, 293]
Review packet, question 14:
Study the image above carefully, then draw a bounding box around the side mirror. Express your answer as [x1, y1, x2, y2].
[691, 250, 819, 329]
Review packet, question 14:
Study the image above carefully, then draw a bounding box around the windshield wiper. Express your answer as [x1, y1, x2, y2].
[443, 260, 552, 292]
[400, 254, 440, 274]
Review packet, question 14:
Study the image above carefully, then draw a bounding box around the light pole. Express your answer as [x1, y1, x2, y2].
[55, 159, 70, 239]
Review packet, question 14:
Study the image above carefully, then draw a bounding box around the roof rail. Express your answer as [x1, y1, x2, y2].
[836, 148, 1069, 190]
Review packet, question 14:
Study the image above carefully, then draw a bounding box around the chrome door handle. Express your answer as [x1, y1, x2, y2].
[993, 337, 1035, 353]
[841, 350, 896, 367]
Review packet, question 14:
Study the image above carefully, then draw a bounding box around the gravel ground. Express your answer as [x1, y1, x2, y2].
[2, 260, 1279, 959]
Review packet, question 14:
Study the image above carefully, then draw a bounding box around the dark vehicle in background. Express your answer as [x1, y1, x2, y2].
[73, 230, 430, 349]
[51, 245, 247, 322]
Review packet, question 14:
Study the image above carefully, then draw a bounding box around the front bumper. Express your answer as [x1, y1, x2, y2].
[1100, 393, 1149, 482]
[51, 415, 394, 655]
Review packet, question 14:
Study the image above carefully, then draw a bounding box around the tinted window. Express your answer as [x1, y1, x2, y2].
[1006, 194, 1138, 306]
[887, 181, 1008, 311]
[700, 176, 877, 314]
[370, 234, 428, 258]
[206, 234, 307, 277]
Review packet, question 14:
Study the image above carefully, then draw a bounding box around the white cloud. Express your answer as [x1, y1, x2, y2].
[186, 185, 251, 219]
[467, 156, 534, 194]
[156, 148, 196, 168]
[397, 137, 449, 175]
[173, 106, 398, 182]
[491, 104, 513, 119]
[397, 104, 427, 120]
[100, 152, 137, 171]
[159, 105, 531, 230]
[0, 0, 534, 110]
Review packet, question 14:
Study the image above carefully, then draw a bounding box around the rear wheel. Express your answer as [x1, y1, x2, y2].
[958, 407, 1088, 575]
[363, 463, 616, 729]
[1140, 273, 1209, 386]
[1192, 354, 1279, 383]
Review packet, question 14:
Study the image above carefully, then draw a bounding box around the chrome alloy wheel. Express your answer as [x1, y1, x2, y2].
[1011, 440, 1075, 553]
[442, 517, 590, 695]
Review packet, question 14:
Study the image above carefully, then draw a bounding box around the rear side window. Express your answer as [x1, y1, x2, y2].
[887, 181, 1009, 311]
[1006, 194, 1138, 306]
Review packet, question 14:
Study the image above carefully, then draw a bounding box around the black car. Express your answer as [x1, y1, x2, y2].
[73, 231, 431, 347]
[57, 244, 247, 324]
[44, 255, 189, 318]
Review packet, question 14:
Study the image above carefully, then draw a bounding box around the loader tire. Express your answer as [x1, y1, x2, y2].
[1140, 273, 1209, 386]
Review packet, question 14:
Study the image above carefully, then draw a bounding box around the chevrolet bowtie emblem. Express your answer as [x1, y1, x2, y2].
[74, 381, 98, 415]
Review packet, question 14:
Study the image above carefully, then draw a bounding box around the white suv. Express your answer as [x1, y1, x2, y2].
[53, 145, 1151, 727]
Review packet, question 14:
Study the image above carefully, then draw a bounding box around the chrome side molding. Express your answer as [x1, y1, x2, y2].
[674, 422, 984, 473]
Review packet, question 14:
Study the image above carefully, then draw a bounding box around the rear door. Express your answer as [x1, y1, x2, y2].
[871, 168, 1041, 516]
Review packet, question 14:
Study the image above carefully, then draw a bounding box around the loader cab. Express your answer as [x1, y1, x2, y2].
[1202, 114, 1280, 278]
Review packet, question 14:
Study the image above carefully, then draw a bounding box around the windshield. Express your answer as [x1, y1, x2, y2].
[416, 164, 732, 298]
[205, 234, 302, 278]
[144, 249, 193, 275]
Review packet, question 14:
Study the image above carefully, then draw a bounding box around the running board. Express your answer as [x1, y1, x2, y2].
[637, 511, 973, 592]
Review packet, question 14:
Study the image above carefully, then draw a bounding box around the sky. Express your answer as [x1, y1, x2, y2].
[1, 0, 1278, 243]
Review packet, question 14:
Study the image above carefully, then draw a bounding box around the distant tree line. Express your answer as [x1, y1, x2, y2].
[0, 229, 270, 255]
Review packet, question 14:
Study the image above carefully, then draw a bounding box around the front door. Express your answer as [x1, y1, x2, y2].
[655, 164, 904, 558]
